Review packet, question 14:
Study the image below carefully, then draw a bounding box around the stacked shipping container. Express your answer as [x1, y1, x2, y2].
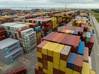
[1, 22, 37, 52]
[43, 32, 80, 52]
[0, 38, 23, 64]
[36, 40, 95, 74]
[0, 27, 6, 40]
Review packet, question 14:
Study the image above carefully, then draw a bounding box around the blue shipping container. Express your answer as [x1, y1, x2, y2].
[67, 53, 77, 69]
[77, 41, 85, 55]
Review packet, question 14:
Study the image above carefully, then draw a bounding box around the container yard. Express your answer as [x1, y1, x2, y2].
[0, 9, 98, 74]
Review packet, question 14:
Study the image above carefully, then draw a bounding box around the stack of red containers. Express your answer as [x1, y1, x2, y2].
[58, 26, 84, 36]
[6, 66, 27, 74]
[83, 47, 89, 62]
[86, 35, 94, 55]
[28, 23, 36, 28]
[43, 32, 80, 52]
[35, 64, 43, 74]
[0, 27, 6, 41]
[81, 24, 89, 32]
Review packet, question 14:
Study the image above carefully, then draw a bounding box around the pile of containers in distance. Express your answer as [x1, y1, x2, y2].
[82, 32, 94, 55]
[26, 17, 58, 36]
[1, 22, 37, 52]
[0, 16, 14, 24]
[58, 25, 94, 55]
[28, 23, 42, 44]
[73, 15, 94, 55]
[53, 11, 75, 25]
[58, 26, 84, 36]
[0, 38, 23, 64]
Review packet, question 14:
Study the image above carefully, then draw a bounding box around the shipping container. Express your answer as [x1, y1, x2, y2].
[43, 32, 80, 52]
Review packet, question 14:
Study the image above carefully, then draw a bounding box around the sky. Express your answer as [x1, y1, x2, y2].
[0, 0, 99, 9]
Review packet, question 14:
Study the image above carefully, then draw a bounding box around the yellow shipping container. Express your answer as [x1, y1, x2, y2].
[52, 17, 57, 29]
[36, 51, 42, 58]
[42, 42, 50, 55]
[38, 62, 43, 68]
[66, 68, 73, 74]
[47, 42, 57, 57]
[43, 69, 47, 74]
[90, 70, 96, 74]
[59, 60, 67, 72]
[73, 71, 80, 74]
[48, 61, 53, 74]
[53, 44, 64, 69]
[82, 62, 90, 74]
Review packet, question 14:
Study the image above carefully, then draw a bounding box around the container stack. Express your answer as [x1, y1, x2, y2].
[1, 22, 29, 38]
[0, 27, 6, 40]
[20, 28, 37, 52]
[6, 66, 27, 74]
[34, 26, 42, 44]
[27, 23, 42, 44]
[67, 53, 95, 74]
[58, 25, 94, 56]
[35, 17, 95, 73]
[51, 17, 58, 29]
[82, 32, 94, 55]
[58, 26, 84, 36]
[43, 32, 80, 52]
[26, 17, 58, 35]
[36, 40, 71, 74]
[0, 16, 13, 24]
[1, 22, 37, 52]
[35, 40, 96, 74]
[67, 53, 83, 74]
[54, 13, 63, 25]
[0, 38, 23, 64]
[35, 17, 52, 35]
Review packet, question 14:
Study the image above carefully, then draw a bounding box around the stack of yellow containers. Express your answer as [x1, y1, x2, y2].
[82, 62, 96, 74]
[36, 40, 71, 74]
[51, 17, 58, 29]
[35, 40, 96, 74]
[36, 32, 42, 44]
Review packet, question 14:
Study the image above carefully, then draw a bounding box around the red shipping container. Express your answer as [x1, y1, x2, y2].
[29, 23, 36, 28]
[83, 47, 89, 62]
[0, 28, 6, 40]
[81, 24, 88, 32]
[90, 35, 94, 44]
[86, 36, 94, 55]
[52, 33, 65, 43]
[6, 66, 27, 74]
[81, 33, 86, 41]
[35, 66, 43, 74]
[37, 40, 48, 52]
[43, 32, 56, 40]
[43, 32, 80, 52]
[53, 68, 65, 74]
[73, 54, 83, 72]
